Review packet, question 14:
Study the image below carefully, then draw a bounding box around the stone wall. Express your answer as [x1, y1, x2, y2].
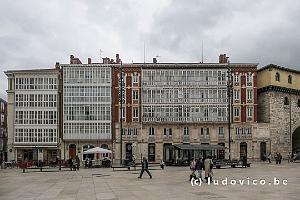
[267, 91, 300, 158]
[257, 92, 270, 123]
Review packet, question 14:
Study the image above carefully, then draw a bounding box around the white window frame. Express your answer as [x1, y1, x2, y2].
[234, 90, 240, 100]
[183, 127, 189, 135]
[247, 107, 253, 118]
[234, 107, 240, 117]
[132, 90, 139, 101]
[234, 74, 239, 83]
[132, 74, 139, 84]
[149, 127, 155, 136]
[132, 107, 139, 119]
[247, 89, 253, 100]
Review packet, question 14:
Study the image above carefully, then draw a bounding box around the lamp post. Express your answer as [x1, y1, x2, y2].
[227, 58, 232, 160]
[290, 94, 292, 154]
[119, 61, 124, 165]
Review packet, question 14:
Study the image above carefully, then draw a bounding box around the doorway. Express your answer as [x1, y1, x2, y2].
[148, 143, 155, 162]
[125, 143, 132, 161]
[260, 142, 266, 161]
[69, 144, 76, 159]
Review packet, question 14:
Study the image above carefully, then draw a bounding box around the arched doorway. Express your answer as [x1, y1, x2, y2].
[69, 144, 76, 159]
[101, 144, 108, 149]
[240, 142, 247, 160]
[292, 126, 300, 159]
[260, 142, 266, 161]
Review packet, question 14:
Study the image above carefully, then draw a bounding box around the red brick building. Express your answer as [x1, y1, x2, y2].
[112, 62, 142, 164]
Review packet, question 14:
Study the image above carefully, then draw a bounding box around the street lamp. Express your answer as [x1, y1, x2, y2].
[290, 94, 292, 154]
[119, 61, 124, 165]
[227, 58, 232, 160]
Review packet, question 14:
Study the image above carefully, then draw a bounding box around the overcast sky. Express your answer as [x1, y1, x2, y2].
[1, 0, 300, 100]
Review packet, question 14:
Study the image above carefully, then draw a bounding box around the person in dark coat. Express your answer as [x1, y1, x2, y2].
[278, 153, 282, 164]
[138, 157, 152, 179]
[242, 156, 247, 168]
[68, 158, 73, 171]
[76, 155, 80, 170]
[195, 157, 204, 181]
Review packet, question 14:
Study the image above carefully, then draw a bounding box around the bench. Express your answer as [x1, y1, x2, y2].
[111, 165, 131, 171]
[230, 160, 251, 168]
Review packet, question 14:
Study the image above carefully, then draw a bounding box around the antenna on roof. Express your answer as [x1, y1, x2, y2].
[100, 49, 103, 61]
[143, 41, 146, 64]
[201, 40, 204, 63]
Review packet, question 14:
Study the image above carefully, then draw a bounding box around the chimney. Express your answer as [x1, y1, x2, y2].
[102, 57, 110, 64]
[55, 62, 60, 69]
[219, 54, 228, 64]
[88, 58, 92, 64]
[153, 57, 157, 64]
[116, 54, 120, 63]
[70, 55, 74, 64]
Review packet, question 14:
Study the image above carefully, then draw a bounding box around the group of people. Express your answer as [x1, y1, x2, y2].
[267, 152, 285, 164]
[288, 152, 298, 163]
[189, 156, 213, 183]
[68, 155, 80, 171]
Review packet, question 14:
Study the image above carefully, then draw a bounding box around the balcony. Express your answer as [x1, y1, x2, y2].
[148, 135, 156, 142]
[235, 134, 252, 140]
[163, 135, 173, 141]
[182, 135, 190, 143]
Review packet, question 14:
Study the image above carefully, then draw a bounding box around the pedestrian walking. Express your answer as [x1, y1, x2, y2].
[76, 155, 80, 170]
[278, 153, 282, 164]
[293, 153, 297, 162]
[68, 158, 73, 171]
[138, 157, 152, 179]
[189, 158, 196, 181]
[195, 157, 204, 181]
[267, 153, 272, 163]
[160, 160, 165, 170]
[204, 156, 213, 182]
[242, 156, 247, 168]
[275, 153, 279, 164]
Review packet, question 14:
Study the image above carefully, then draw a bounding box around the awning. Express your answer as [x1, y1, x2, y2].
[173, 144, 225, 150]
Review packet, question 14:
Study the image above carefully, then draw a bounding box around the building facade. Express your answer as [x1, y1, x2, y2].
[112, 63, 142, 164]
[5, 69, 60, 163]
[0, 98, 7, 162]
[230, 62, 260, 161]
[257, 64, 300, 158]
[60, 55, 113, 161]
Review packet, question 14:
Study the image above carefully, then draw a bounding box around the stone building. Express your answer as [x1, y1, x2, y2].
[5, 69, 60, 163]
[257, 64, 300, 159]
[0, 98, 7, 162]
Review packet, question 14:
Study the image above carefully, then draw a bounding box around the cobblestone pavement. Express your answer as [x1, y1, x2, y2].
[0, 162, 299, 200]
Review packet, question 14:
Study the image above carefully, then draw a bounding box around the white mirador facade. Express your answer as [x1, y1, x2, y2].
[62, 64, 112, 160]
[142, 66, 228, 123]
[5, 69, 60, 163]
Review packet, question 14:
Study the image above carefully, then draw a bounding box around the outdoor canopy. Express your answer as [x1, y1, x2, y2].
[83, 147, 112, 154]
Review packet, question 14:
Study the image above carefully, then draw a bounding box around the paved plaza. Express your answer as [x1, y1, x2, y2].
[0, 162, 299, 200]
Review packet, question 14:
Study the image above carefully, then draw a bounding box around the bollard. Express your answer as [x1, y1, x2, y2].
[23, 168, 25, 173]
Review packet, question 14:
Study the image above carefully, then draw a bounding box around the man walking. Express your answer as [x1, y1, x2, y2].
[138, 157, 152, 179]
[267, 153, 272, 163]
[195, 157, 204, 181]
[204, 156, 213, 183]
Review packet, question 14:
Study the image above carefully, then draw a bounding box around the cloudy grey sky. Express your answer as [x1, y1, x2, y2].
[1, 0, 300, 100]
